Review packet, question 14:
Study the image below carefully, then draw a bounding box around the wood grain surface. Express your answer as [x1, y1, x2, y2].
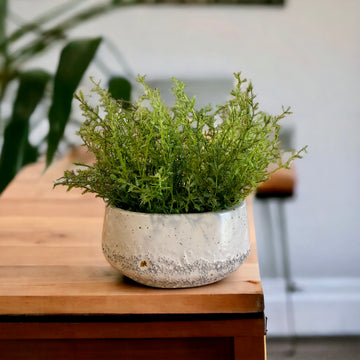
[0, 151, 264, 316]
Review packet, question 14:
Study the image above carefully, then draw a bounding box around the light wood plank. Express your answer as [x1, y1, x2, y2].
[0, 198, 104, 217]
[0, 294, 263, 315]
[0, 217, 102, 247]
[0, 264, 260, 285]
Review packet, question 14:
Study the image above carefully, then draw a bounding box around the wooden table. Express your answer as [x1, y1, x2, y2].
[0, 154, 266, 360]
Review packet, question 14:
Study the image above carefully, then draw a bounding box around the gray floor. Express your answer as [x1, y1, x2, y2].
[267, 337, 360, 360]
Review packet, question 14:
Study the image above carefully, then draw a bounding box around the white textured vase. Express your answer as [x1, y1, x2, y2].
[102, 202, 250, 288]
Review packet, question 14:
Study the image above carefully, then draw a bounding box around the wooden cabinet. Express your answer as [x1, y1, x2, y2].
[0, 158, 266, 359]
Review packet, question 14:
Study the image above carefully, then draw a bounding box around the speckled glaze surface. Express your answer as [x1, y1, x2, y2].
[102, 202, 250, 288]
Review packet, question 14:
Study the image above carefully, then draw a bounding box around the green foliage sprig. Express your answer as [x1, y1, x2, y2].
[55, 73, 307, 213]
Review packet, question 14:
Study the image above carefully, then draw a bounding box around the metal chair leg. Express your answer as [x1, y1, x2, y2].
[277, 199, 297, 356]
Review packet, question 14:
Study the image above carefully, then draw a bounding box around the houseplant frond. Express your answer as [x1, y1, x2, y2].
[55, 73, 307, 214]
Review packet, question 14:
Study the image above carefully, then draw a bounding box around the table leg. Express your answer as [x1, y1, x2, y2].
[234, 336, 266, 360]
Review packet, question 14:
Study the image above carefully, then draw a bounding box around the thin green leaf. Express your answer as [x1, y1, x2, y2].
[0, 69, 50, 193]
[8, 3, 115, 67]
[46, 37, 102, 167]
[2, 0, 87, 50]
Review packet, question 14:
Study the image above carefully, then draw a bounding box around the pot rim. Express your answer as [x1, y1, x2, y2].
[105, 200, 246, 217]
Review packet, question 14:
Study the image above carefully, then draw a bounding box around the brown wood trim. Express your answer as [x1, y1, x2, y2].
[0, 338, 235, 360]
[0, 317, 265, 340]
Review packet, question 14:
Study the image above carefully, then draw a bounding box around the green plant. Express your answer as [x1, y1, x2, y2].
[55, 73, 307, 214]
[0, 0, 135, 193]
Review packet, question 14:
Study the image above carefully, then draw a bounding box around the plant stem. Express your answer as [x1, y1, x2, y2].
[4, 0, 88, 48]
[0, 0, 7, 56]
[8, 0, 142, 67]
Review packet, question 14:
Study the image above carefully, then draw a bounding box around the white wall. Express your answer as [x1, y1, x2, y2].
[9, 0, 360, 334]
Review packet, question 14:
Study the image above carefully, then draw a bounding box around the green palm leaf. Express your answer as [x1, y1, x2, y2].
[0, 69, 50, 193]
[46, 37, 102, 167]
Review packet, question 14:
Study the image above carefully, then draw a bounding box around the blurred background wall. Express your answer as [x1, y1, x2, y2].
[7, 0, 360, 336]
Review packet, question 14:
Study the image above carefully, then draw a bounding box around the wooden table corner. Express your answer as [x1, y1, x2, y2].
[0, 154, 266, 360]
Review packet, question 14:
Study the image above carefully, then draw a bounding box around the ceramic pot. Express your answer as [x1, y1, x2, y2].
[102, 201, 250, 288]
